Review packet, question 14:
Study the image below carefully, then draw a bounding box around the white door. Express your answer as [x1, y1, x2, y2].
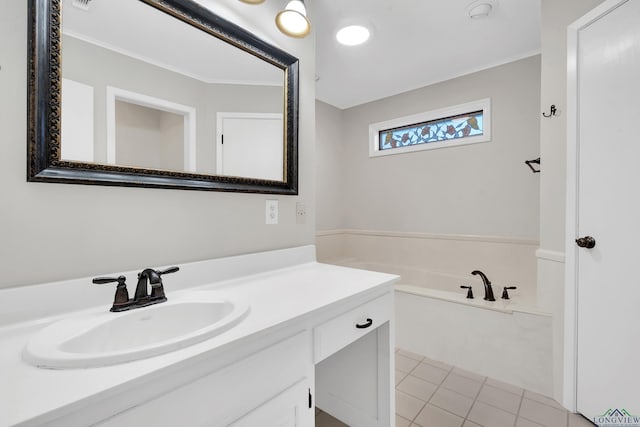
[573, 0, 640, 421]
[217, 113, 284, 181]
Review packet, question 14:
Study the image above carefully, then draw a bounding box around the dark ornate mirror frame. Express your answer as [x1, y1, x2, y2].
[28, 0, 299, 194]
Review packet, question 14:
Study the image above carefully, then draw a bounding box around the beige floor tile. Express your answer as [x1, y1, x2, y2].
[398, 348, 426, 362]
[441, 373, 483, 398]
[397, 354, 422, 373]
[452, 367, 487, 383]
[477, 384, 522, 414]
[396, 415, 413, 427]
[413, 403, 464, 427]
[485, 377, 524, 396]
[412, 362, 450, 385]
[396, 369, 410, 385]
[569, 413, 596, 426]
[429, 387, 475, 418]
[462, 421, 482, 427]
[516, 417, 545, 427]
[468, 401, 517, 427]
[524, 390, 566, 411]
[396, 390, 426, 421]
[422, 357, 453, 372]
[519, 398, 568, 427]
[397, 374, 438, 401]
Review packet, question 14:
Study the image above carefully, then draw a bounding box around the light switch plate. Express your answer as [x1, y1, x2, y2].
[266, 200, 278, 224]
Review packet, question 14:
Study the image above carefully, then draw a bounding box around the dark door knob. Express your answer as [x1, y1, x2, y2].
[576, 236, 596, 249]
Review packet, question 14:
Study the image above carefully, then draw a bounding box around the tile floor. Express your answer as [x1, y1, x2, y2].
[316, 348, 596, 427]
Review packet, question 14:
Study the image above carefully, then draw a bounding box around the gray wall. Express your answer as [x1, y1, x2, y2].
[539, 0, 604, 252]
[115, 102, 184, 171]
[315, 101, 345, 230]
[62, 35, 283, 174]
[0, 0, 315, 288]
[317, 55, 541, 239]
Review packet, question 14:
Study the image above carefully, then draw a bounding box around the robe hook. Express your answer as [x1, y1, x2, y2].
[542, 105, 557, 118]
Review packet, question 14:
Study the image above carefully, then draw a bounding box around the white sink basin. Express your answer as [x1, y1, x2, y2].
[23, 291, 250, 369]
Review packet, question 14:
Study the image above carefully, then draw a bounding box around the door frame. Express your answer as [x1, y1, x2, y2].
[564, 0, 628, 412]
[215, 112, 283, 175]
[106, 86, 197, 172]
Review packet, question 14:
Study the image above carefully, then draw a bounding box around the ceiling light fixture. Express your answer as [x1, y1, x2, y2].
[238, 0, 266, 4]
[336, 25, 370, 46]
[275, 0, 311, 38]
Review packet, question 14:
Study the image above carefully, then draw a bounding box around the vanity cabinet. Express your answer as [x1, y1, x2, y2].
[2, 250, 398, 427]
[84, 294, 393, 427]
[315, 293, 393, 427]
[230, 379, 311, 427]
[49, 291, 394, 427]
[94, 332, 314, 427]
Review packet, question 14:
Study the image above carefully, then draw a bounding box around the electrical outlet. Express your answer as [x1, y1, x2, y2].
[296, 202, 306, 224]
[266, 200, 278, 225]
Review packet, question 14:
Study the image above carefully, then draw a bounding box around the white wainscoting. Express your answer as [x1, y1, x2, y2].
[316, 229, 539, 304]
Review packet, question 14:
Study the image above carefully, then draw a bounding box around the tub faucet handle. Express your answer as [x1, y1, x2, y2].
[460, 285, 474, 299]
[501, 286, 517, 300]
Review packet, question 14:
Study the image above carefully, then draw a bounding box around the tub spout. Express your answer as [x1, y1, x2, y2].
[471, 270, 495, 301]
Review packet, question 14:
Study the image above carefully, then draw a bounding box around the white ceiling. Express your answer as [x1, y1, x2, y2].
[63, 0, 540, 109]
[313, 0, 541, 109]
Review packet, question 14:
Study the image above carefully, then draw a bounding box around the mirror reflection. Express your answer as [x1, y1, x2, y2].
[60, 0, 286, 181]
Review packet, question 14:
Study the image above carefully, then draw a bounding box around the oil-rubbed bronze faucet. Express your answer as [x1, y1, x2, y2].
[93, 267, 179, 312]
[471, 270, 495, 301]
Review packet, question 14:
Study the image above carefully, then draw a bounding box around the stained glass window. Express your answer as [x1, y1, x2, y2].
[368, 99, 491, 157]
[379, 111, 484, 151]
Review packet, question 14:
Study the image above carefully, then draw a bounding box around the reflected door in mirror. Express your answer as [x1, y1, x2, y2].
[217, 114, 284, 182]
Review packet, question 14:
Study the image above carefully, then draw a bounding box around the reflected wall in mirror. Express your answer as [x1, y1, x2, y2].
[28, 0, 299, 193]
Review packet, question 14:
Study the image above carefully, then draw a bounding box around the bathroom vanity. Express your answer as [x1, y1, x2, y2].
[0, 246, 398, 427]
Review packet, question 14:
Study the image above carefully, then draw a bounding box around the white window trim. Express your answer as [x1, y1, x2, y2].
[106, 86, 197, 172]
[368, 98, 491, 158]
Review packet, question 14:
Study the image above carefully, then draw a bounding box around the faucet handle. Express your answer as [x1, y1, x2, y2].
[157, 266, 179, 276]
[460, 285, 474, 299]
[92, 275, 127, 286]
[146, 267, 178, 301]
[92, 275, 130, 311]
[501, 286, 517, 300]
[150, 267, 179, 293]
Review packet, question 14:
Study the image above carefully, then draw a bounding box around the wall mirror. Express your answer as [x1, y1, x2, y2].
[28, 0, 299, 194]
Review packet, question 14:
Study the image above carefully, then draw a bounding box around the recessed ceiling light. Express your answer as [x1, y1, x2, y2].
[336, 25, 370, 46]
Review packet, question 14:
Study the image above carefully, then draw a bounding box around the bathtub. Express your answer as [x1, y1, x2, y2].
[333, 259, 553, 395]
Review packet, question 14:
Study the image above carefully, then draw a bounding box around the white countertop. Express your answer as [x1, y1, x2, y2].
[0, 246, 398, 427]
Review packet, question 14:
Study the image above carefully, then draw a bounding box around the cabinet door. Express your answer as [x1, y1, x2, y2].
[230, 379, 312, 427]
